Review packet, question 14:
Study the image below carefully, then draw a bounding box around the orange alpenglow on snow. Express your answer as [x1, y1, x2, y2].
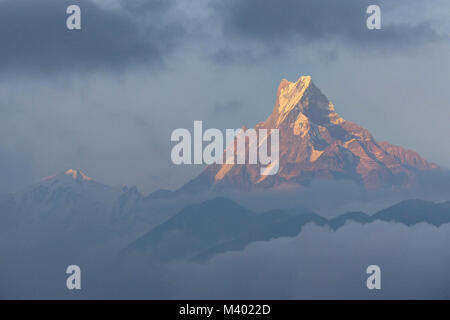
[179, 75, 438, 192]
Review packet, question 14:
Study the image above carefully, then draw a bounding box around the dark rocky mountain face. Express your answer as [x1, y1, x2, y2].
[181, 75, 438, 192]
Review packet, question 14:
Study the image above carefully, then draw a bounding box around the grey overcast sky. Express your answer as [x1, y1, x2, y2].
[0, 0, 449, 194]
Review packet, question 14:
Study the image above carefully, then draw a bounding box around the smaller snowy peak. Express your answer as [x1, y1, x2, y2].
[64, 169, 93, 181]
[18, 168, 119, 208]
[39, 169, 94, 184]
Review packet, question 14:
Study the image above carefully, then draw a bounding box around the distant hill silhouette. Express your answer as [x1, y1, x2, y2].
[127, 197, 450, 261]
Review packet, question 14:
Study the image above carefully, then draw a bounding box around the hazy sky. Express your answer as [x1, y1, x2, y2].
[0, 0, 449, 194]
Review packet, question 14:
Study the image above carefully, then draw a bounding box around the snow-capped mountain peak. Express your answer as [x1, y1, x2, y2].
[178, 74, 439, 191]
[268, 75, 343, 128]
[13, 168, 122, 213]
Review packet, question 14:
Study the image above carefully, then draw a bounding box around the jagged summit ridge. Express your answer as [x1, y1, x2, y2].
[179, 75, 438, 192]
[266, 75, 343, 129]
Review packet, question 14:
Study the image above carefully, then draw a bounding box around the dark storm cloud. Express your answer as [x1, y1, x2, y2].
[211, 0, 442, 61]
[0, 0, 444, 74]
[0, 0, 184, 75]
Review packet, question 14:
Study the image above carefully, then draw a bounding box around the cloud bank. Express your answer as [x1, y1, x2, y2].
[2, 219, 450, 299]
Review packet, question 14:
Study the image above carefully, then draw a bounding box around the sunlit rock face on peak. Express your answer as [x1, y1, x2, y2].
[180, 75, 438, 192]
[266, 75, 343, 128]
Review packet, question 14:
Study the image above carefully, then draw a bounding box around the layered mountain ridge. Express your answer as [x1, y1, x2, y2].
[128, 197, 450, 262]
[180, 75, 438, 192]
